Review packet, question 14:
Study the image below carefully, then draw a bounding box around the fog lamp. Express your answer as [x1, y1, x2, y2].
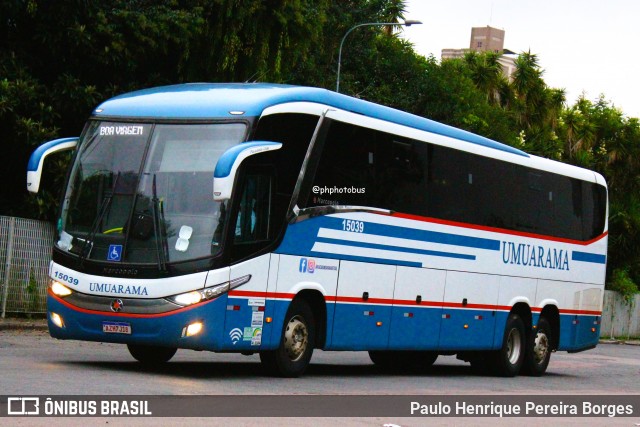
[50, 312, 64, 328]
[183, 322, 203, 337]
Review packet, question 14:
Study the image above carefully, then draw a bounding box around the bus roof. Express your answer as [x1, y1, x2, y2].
[93, 83, 528, 157]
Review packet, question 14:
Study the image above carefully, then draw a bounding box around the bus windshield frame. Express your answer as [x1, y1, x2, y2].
[55, 119, 249, 272]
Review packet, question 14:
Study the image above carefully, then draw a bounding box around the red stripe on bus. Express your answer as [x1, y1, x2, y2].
[49, 289, 215, 318]
[54, 288, 602, 318]
[228, 290, 295, 299]
[382, 212, 608, 246]
[558, 308, 602, 316]
[226, 291, 601, 316]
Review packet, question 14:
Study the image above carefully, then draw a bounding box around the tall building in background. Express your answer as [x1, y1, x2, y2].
[470, 26, 505, 52]
[441, 26, 516, 80]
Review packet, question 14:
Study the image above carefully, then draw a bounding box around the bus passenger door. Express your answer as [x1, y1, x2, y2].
[389, 267, 446, 350]
[225, 254, 271, 349]
[330, 261, 395, 350]
[438, 272, 499, 350]
[223, 171, 275, 350]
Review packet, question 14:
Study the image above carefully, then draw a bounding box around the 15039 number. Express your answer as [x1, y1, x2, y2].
[53, 271, 79, 286]
[342, 219, 364, 233]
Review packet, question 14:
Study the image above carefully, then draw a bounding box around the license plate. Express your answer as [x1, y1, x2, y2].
[102, 321, 131, 334]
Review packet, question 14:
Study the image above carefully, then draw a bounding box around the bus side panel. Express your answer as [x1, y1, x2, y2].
[537, 279, 575, 350]
[261, 254, 280, 349]
[491, 276, 537, 349]
[388, 266, 445, 350]
[438, 272, 499, 350]
[269, 254, 339, 350]
[537, 280, 603, 351]
[329, 261, 395, 350]
[573, 286, 603, 349]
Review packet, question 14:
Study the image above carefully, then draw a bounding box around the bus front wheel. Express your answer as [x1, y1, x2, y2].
[127, 344, 177, 364]
[260, 299, 315, 377]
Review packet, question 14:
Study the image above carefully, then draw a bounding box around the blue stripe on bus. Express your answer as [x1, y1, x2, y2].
[315, 237, 476, 261]
[307, 251, 422, 268]
[276, 216, 501, 257]
[361, 221, 501, 251]
[572, 251, 607, 264]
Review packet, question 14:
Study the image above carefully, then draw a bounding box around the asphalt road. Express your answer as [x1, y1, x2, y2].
[1, 330, 639, 426]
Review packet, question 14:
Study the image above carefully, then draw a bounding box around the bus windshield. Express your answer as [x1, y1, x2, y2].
[57, 121, 246, 265]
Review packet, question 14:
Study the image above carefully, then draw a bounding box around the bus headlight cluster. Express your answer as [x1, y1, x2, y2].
[166, 274, 251, 307]
[50, 280, 73, 297]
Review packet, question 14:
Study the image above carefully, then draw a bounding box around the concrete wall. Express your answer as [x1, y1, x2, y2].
[600, 290, 640, 339]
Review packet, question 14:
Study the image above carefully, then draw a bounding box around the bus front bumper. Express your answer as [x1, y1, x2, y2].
[46, 291, 228, 350]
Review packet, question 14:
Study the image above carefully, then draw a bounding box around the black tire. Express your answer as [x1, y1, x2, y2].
[127, 344, 177, 364]
[260, 299, 315, 377]
[369, 351, 438, 372]
[368, 350, 395, 368]
[521, 317, 553, 376]
[489, 313, 526, 377]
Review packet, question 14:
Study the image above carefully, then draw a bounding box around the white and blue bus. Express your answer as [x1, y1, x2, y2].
[27, 84, 608, 377]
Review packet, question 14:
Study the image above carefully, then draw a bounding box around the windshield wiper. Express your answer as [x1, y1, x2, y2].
[78, 171, 121, 264]
[151, 173, 168, 271]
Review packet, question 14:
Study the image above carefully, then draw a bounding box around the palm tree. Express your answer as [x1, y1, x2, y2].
[464, 51, 504, 105]
[378, 0, 407, 35]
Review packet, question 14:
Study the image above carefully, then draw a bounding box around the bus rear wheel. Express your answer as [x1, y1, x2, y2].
[260, 299, 315, 377]
[521, 317, 552, 376]
[127, 344, 177, 364]
[489, 312, 525, 377]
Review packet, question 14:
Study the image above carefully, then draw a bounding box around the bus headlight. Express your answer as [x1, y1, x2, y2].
[172, 290, 207, 306]
[166, 275, 251, 307]
[50, 280, 73, 297]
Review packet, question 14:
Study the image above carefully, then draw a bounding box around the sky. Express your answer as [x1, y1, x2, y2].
[401, 0, 640, 119]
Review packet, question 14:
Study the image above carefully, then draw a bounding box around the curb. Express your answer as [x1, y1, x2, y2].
[599, 339, 640, 346]
[0, 320, 48, 331]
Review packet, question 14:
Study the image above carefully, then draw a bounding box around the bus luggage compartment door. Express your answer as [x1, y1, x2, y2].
[438, 272, 499, 350]
[388, 267, 446, 350]
[330, 261, 395, 350]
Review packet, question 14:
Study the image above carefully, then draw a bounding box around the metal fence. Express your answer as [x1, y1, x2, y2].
[0, 216, 55, 317]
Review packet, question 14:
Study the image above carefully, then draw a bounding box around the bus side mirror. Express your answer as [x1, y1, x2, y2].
[26, 137, 79, 193]
[213, 141, 282, 201]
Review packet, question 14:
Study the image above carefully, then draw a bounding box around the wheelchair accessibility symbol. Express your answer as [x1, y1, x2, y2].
[107, 244, 123, 262]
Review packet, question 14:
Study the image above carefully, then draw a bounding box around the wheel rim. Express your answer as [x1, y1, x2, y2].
[506, 327, 522, 365]
[533, 330, 549, 365]
[283, 315, 308, 362]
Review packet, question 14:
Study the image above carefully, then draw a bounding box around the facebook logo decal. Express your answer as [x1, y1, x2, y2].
[298, 258, 315, 273]
[107, 244, 123, 262]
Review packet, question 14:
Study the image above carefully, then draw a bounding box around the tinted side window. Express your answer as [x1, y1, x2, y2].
[583, 182, 607, 240]
[306, 119, 606, 242]
[426, 145, 469, 223]
[376, 138, 428, 214]
[307, 120, 377, 207]
[552, 176, 583, 240]
[308, 120, 429, 211]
